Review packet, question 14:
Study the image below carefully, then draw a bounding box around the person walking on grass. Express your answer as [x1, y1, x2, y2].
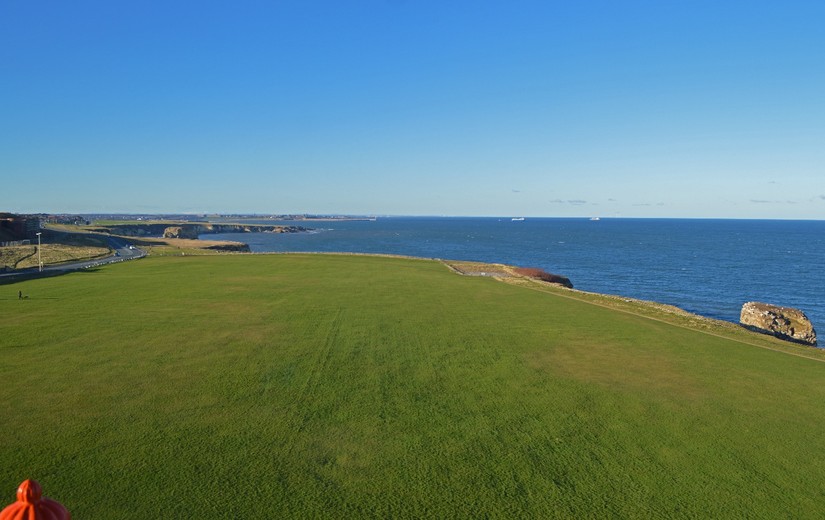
[18, 290, 22, 300]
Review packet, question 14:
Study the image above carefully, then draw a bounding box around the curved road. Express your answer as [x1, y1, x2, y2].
[0, 234, 146, 281]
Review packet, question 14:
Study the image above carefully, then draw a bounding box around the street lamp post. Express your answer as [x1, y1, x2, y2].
[36, 232, 42, 272]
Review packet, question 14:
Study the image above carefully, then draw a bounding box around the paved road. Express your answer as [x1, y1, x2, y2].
[0, 234, 146, 281]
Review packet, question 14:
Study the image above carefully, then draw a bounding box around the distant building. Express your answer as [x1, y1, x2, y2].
[0, 213, 41, 240]
[42, 214, 89, 225]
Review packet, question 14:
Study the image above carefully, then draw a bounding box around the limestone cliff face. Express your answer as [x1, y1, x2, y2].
[96, 222, 310, 239]
[162, 224, 309, 239]
[162, 226, 200, 239]
[740, 302, 818, 346]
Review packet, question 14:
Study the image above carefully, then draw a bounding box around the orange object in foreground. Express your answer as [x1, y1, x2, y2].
[0, 480, 70, 520]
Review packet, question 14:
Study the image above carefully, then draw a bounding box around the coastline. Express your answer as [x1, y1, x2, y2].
[40, 219, 823, 356]
[209, 217, 824, 336]
[441, 258, 825, 360]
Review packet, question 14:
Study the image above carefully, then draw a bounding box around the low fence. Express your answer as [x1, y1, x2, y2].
[0, 240, 32, 247]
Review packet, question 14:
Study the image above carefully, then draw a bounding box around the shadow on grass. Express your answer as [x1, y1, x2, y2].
[738, 323, 819, 347]
[2, 296, 61, 300]
[0, 266, 103, 285]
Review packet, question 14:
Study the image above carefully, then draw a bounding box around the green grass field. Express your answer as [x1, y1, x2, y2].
[2, 254, 824, 518]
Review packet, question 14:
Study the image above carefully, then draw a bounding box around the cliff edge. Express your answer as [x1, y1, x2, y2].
[162, 223, 309, 239]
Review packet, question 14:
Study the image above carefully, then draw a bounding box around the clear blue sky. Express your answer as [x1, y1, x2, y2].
[2, 1, 824, 218]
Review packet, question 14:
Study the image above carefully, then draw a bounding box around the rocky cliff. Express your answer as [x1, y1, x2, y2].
[740, 301, 818, 346]
[162, 223, 309, 238]
[88, 222, 310, 238]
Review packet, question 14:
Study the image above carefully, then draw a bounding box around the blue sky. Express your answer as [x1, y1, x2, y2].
[2, 1, 824, 218]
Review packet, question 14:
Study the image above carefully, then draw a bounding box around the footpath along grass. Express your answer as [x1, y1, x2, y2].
[1, 254, 825, 518]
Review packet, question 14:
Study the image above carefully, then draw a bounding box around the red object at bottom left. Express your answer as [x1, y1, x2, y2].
[0, 480, 70, 520]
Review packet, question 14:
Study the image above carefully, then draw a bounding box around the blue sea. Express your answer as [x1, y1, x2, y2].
[208, 217, 824, 333]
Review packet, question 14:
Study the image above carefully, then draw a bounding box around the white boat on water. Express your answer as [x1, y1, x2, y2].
[512, 217, 525, 221]
[590, 217, 601, 221]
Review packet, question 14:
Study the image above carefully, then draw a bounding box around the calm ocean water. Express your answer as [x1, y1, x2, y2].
[208, 218, 824, 333]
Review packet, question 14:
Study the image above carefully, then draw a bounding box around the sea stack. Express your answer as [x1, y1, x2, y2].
[740, 302, 818, 346]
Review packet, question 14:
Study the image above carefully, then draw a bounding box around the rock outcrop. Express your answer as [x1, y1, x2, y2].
[161, 224, 309, 239]
[162, 226, 200, 239]
[740, 302, 818, 346]
[89, 222, 311, 238]
[204, 242, 251, 252]
[512, 267, 574, 288]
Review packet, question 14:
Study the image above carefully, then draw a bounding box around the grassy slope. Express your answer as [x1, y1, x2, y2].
[1, 254, 824, 518]
[1, 244, 111, 269]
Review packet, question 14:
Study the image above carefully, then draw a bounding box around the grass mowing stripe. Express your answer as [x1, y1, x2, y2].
[1, 254, 824, 518]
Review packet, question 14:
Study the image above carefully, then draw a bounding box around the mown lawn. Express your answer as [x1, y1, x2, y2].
[1, 254, 824, 518]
